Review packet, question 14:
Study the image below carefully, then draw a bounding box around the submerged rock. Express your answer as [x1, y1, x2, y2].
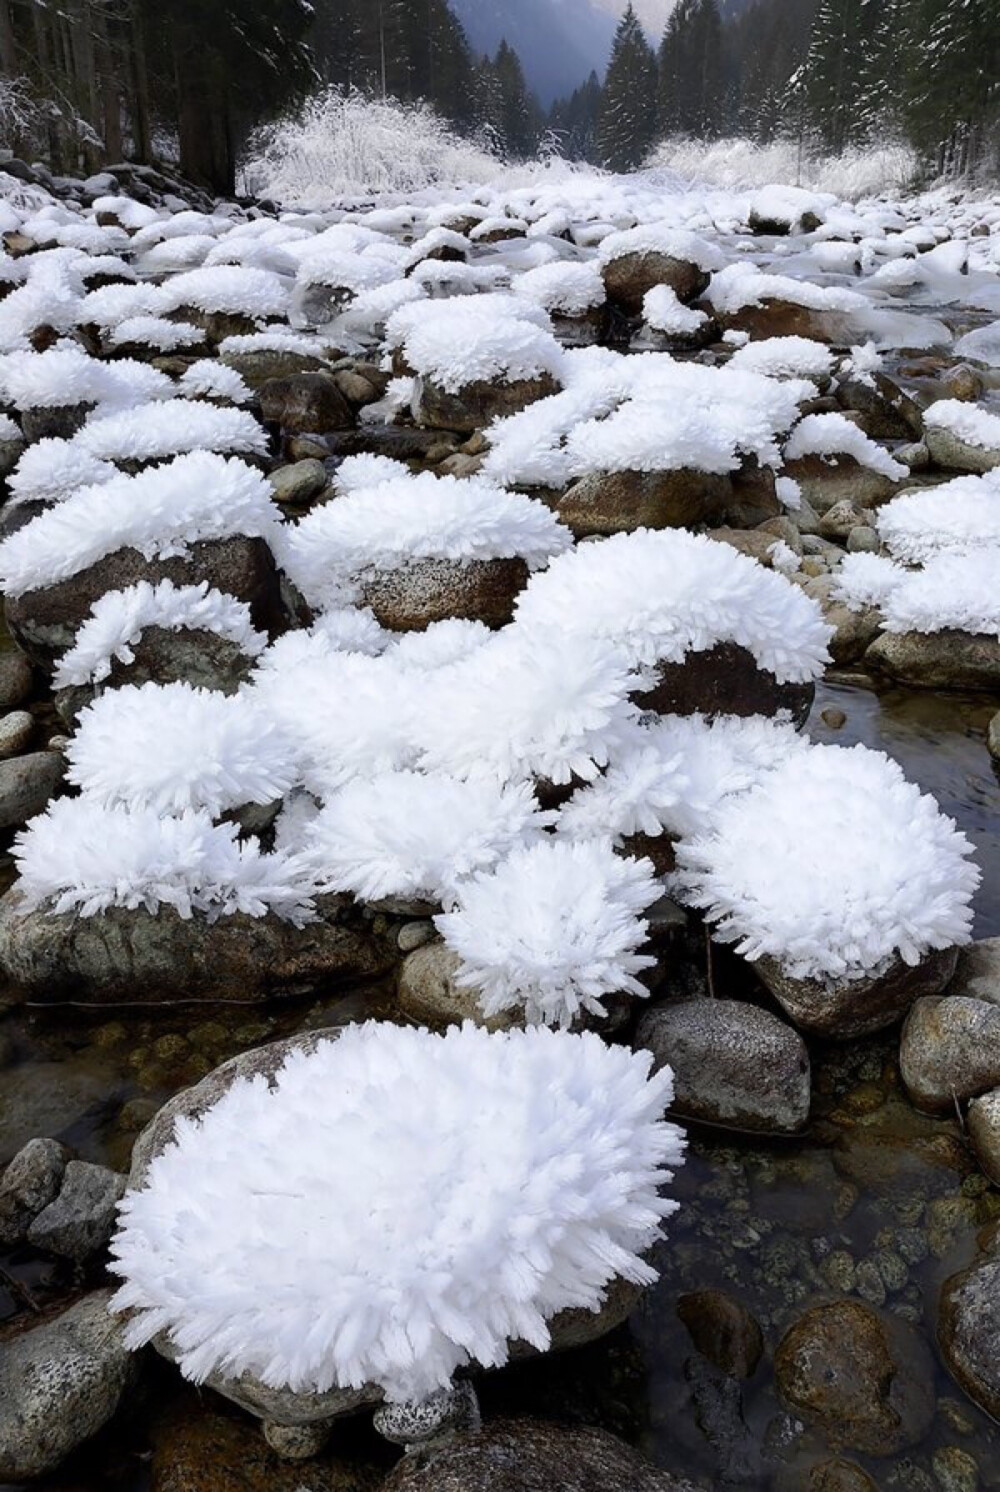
[0, 889, 396, 1004]
[676, 1290, 764, 1380]
[635, 998, 810, 1133]
[774, 1299, 934, 1455]
[938, 1251, 1000, 1421]
[0, 1289, 139, 1480]
[756, 945, 958, 1041]
[864, 629, 1000, 692]
[381, 1418, 703, 1492]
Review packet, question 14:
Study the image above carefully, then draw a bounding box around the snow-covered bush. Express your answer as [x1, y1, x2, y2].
[66, 682, 297, 816]
[111, 1020, 685, 1401]
[279, 464, 572, 612]
[514, 529, 832, 682]
[675, 743, 979, 984]
[13, 797, 312, 923]
[644, 135, 917, 199]
[437, 840, 659, 1027]
[52, 580, 268, 690]
[0, 452, 279, 597]
[241, 90, 501, 205]
[300, 770, 553, 904]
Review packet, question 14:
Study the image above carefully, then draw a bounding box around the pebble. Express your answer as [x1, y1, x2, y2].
[0, 750, 64, 829]
[26, 1160, 127, 1261]
[397, 919, 435, 953]
[0, 710, 33, 758]
[821, 707, 847, 729]
[0, 1137, 72, 1245]
[847, 525, 880, 553]
[931, 1446, 979, 1492]
[0, 652, 32, 710]
[268, 458, 328, 506]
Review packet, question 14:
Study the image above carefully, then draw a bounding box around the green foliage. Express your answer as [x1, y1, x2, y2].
[595, 3, 659, 170]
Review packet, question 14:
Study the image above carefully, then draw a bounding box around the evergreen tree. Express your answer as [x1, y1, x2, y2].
[904, 0, 1000, 175]
[799, 0, 878, 152]
[549, 70, 603, 162]
[595, 3, 659, 170]
[658, 0, 727, 137]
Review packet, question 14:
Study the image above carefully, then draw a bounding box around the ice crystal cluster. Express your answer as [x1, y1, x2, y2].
[110, 1022, 686, 1401]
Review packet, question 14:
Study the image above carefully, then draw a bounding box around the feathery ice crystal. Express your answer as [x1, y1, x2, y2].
[110, 1021, 686, 1400]
[436, 839, 660, 1027]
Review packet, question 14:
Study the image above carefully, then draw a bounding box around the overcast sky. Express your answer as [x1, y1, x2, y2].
[592, 0, 676, 36]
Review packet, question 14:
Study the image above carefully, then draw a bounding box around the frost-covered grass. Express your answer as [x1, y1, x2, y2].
[111, 1021, 685, 1400]
[644, 136, 920, 200]
[676, 743, 979, 983]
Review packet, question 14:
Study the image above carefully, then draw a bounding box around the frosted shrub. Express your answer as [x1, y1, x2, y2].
[514, 529, 832, 682]
[66, 682, 297, 816]
[13, 798, 313, 923]
[111, 1021, 685, 1400]
[300, 771, 553, 904]
[52, 580, 268, 690]
[0, 453, 279, 597]
[675, 743, 979, 984]
[437, 840, 660, 1027]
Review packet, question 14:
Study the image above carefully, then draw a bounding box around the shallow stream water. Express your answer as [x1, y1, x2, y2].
[1, 674, 998, 1490]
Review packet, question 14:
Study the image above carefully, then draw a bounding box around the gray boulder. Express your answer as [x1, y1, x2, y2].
[258, 373, 353, 434]
[413, 373, 560, 434]
[54, 627, 257, 727]
[0, 888, 397, 1005]
[634, 998, 810, 1133]
[397, 942, 515, 1030]
[635, 642, 815, 728]
[901, 994, 1000, 1112]
[756, 945, 958, 1040]
[381, 1418, 704, 1492]
[0, 1137, 71, 1245]
[0, 651, 33, 709]
[0, 750, 64, 830]
[782, 454, 899, 514]
[938, 1251, 1000, 1421]
[0, 1289, 139, 1480]
[925, 423, 1000, 474]
[967, 1088, 1000, 1186]
[865, 628, 1000, 692]
[27, 1159, 126, 1260]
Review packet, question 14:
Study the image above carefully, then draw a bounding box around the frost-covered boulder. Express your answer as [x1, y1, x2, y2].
[0, 881, 394, 1005]
[0, 453, 286, 665]
[597, 225, 721, 315]
[111, 1022, 684, 1434]
[390, 296, 565, 433]
[279, 459, 570, 630]
[512, 260, 608, 346]
[158, 264, 291, 343]
[837, 549, 1000, 690]
[924, 400, 1000, 473]
[513, 530, 830, 725]
[675, 743, 978, 1038]
[782, 412, 907, 513]
[705, 263, 866, 344]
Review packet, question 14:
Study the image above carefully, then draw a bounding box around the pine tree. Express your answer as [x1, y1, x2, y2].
[905, 0, 1000, 175]
[799, 0, 879, 153]
[595, 3, 659, 170]
[658, 0, 726, 137]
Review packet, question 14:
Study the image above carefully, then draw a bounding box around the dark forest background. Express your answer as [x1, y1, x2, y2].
[0, 0, 997, 194]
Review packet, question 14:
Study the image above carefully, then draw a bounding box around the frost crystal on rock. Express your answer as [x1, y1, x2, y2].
[110, 1021, 685, 1401]
[437, 840, 660, 1026]
[675, 743, 979, 983]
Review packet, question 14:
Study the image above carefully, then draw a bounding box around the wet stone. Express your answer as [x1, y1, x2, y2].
[0, 1136, 72, 1245]
[26, 1158, 127, 1261]
[676, 1289, 765, 1378]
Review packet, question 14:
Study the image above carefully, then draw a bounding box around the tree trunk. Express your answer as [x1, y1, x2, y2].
[174, 34, 233, 194]
[130, 9, 152, 164]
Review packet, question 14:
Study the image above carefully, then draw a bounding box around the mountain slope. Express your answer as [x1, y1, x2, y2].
[451, 0, 617, 104]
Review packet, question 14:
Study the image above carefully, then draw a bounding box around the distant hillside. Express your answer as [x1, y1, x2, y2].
[450, 0, 617, 104]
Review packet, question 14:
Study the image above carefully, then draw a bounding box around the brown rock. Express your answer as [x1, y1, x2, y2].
[602, 252, 709, 315]
[635, 641, 814, 727]
[835, 373, 923, 441]
[807, 1460, 878, 1492]
[783, 455, 898, 514]
[758, 945, 958, 1041]
[358, 556, 529, 631]
[413, 373, 560, 434]
[259, 373, 354, 434]
[774, 1300, 934, 1454]
[677, 1289, 764, 1378]
[554, 468, 731, 537]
